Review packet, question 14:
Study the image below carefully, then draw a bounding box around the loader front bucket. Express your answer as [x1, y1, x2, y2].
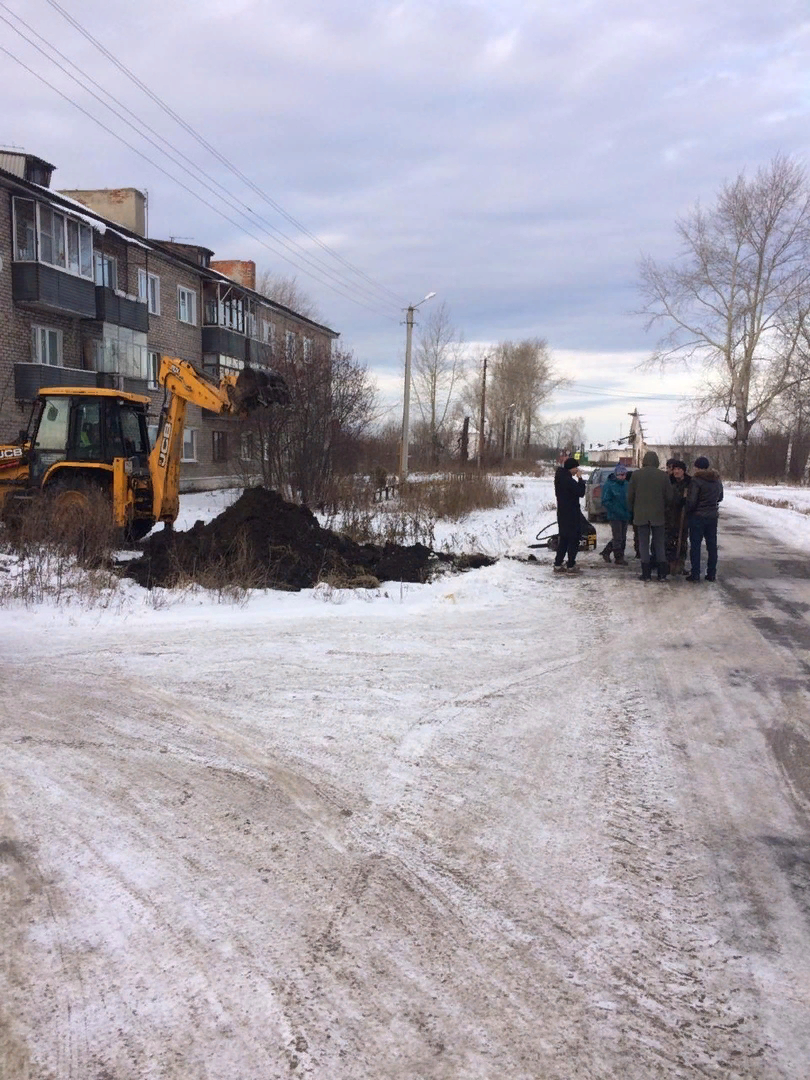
[231, 366, 290, 412]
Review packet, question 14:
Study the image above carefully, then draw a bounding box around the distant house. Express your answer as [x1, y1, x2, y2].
[0, 151, 339, 489]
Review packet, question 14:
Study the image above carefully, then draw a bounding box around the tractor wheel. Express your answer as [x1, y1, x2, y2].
[48, 481, 112, 561]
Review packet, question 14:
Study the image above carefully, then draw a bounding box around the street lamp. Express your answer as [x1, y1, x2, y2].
[399, 291, 436, 481]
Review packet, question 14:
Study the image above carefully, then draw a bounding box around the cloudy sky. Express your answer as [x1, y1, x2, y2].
[2, 0, 808, 444]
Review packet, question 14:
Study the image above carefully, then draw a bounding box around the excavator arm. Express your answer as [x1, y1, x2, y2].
[148, 356, 288, 526]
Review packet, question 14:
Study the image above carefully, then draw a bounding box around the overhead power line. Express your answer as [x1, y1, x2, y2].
[0, 43, 401, 321]
[0, 7, 402, 318]
[40, 0, 408, 311]
[558, 383, 685, 403]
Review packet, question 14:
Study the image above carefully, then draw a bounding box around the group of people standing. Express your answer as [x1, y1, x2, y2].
[553, 452, 724, 582]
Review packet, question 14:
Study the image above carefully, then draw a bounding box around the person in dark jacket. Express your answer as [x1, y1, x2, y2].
[627, 450, 674, 581]
[600, 464, 632, 564]
[553, 457, 587, 573]
[686, 456, 723, 581]
[665, 461, 691, 574]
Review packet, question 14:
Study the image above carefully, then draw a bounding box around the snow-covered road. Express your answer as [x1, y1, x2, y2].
[2, 493, 809, 1078]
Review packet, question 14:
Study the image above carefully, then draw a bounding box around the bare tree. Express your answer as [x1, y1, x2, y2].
[540, 415, 586, 457]
[486, 339, 563, 458]
[256, 270, 322, 321]
[238, 344, 378, 504]
[639, 155, 810, 480]
[411, 302, 465, 466]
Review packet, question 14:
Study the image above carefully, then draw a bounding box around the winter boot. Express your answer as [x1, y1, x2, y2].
[639, 563, 652, 582]
[657, 561, 669, 581]
[614, 554, 627, 566]
[600, 543, 613, 563]
[553, 564, 567, 574]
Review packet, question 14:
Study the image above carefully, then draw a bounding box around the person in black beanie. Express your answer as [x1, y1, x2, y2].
[686, 456, 723, 581]
[553, 457, 586, 574]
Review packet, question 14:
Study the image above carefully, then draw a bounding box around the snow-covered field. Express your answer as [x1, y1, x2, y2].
[2, 477, 810, 1078]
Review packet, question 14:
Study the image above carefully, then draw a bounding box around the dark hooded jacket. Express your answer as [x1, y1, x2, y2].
[555, 466, 586, 534]
[687, 468, 724, 518]
[600, 471, 632, 523]
[626, 451, 673, 527]
[665, 473, 691, 533]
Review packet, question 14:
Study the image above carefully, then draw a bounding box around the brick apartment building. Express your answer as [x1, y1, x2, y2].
[0, 150, 339, 489]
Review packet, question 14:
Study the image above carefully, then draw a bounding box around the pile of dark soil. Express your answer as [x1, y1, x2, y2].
[124, 487, 495, 591]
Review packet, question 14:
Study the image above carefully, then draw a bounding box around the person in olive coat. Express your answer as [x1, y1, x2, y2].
[626, 450, 674, 581]
[553, 457, 586, 573]
[686, 456, 724, 582]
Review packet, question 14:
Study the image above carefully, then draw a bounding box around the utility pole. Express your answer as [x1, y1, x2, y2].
[399, 305, 415, 481]
[477, 354, 488, 469]
[399, 291, 435, 482]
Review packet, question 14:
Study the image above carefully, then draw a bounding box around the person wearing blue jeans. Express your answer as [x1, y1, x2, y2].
[689, 515, 718, 580]
[686, 456, 724, 582]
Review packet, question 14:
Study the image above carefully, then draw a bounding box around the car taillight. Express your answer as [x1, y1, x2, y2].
[593, 485, 602, 498]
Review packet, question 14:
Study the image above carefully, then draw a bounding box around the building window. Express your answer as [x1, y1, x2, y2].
[38, 205, 67, 268]
[138, 271, 161, 314]
[13, 199, 36, 260]
[94, 252, 118, 289]
[147, 350, 161, 390]
[32, 326, 63, 366]
[178, 285, 197, 325]
[261, 320, 275, 346]
[285, 330, 296, 361]
[303, 337, 313, 362]
[212, 431, 228, 463]
[182, 428, 197, 462]
[240, 432, 255, 460]
[13, 198, 93, 278]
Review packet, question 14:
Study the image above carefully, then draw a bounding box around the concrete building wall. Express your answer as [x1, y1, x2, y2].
[59, 188, 146, 237]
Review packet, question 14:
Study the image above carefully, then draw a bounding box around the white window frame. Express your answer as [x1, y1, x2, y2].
[12, 198, 37, 261]
[181, 427, 198, 462]
[261, 320, 276, 347]
[147, 350, 161, 390]
[285, 330, 296, 362]
[303, 337, 313, 362]
[240, 431, 255, 461]
[178, 285, 197, 325]
[94, 251, 118, 289]
[13, 198, 93, 279]
[31, 325, 63, 367]
[147, 273, 160, 315]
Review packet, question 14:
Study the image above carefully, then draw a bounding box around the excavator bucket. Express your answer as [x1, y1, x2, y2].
[231, 366, 290, 412]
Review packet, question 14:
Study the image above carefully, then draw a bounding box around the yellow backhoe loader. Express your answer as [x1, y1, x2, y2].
[0, 356, 288, 541]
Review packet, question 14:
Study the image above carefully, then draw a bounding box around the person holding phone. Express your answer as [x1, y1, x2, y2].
[553, 456, 587, 574]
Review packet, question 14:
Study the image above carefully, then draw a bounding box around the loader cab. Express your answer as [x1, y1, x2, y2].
[27, 390, 151, 486]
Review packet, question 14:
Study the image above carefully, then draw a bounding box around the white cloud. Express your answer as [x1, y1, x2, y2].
[2, 0, 807, 447]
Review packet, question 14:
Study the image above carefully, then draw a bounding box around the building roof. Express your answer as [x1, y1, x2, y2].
[0, 163, 339, 338]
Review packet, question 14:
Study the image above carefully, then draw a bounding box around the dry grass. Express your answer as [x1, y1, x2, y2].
[0, 487, 123, 607]
[321, 470, 512, 547]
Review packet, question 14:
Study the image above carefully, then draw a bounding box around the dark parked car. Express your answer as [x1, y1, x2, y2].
[585, 465, 633, 521]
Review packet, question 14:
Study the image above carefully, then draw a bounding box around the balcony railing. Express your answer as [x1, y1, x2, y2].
[14, 363, 98, 401]
[12, 263, 96, 318]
